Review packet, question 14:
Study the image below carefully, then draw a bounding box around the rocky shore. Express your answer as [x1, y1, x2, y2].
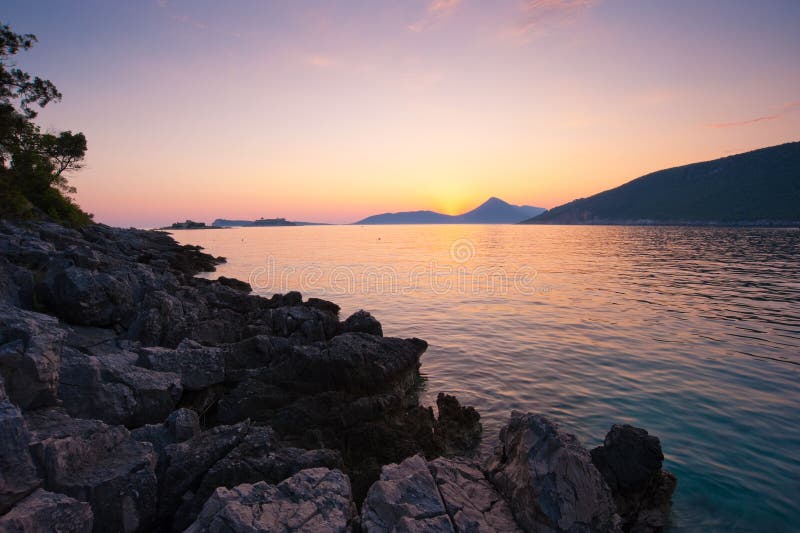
[0, 219, 675, 532]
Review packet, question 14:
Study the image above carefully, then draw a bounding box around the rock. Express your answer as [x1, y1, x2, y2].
[172, 425, 343, 529]
[428, 457, 522, 532]
[591, 425, 676, 532]
[24, 407, 158, 532]
[216, 276, 251, 292]
[158, 421, 249, 520]
[137, 338, 224, 390]
[186, 468, 356, 533]
[486, 412, 620, 533]
[342, 309, 383, 336]
[361, 454, 455, 532]
[58, 345, 182, 426]
[307, 297, 341, 316]
[223, 335, 291, 380]
[0, 391, 41, 515]
[268, 305, 341, 343]
[35, 259, 139, 327]
[435, 393, 482, 456]
[0, 489, 93, 533]
[0, 305, 65, 409]
[131, 408, 201, 460]
[289, 333, 427, 395]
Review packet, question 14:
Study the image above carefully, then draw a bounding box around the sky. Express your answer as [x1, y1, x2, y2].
[3, 0, 800, 227]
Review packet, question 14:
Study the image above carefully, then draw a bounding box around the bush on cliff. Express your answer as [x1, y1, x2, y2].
[0, 21, 91, 226]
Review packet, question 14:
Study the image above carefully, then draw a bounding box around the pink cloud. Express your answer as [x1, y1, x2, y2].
[503, 0, 598, 43]
[708, 100, 800, 129]
[408, 0, 462, 32]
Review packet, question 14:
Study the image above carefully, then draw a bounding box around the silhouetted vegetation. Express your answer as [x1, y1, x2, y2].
[0, 21, 91, 226]
[525, 142, 800, 225]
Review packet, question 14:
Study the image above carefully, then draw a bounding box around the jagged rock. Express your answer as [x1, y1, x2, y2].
[24, 407, 158, 532]
[435, 392, 482, 456]
[268, 305, 341, 342]
[307, 297, 341, 316]
[342, 309, 383, 336]
[0, 305, 65, 409]
[172, 425, 343, 529]
[0, 385, 41, 514]
[58, 345, 183, 426]
[361, 454, 455, 532]
[0, 489, 93, 533]
[591, 425, 676, 532]
[429, 457, 522, 532]
[131, 407, 201, 460]
[35, 258, 139, 327]
[186, 468, 356, 533]
[289, 333, 427, 394]
[486, 412, 621, 533]
[216, 276, 252, 292]
[158, 421, 250, 520]
[137, 338, 224, 390]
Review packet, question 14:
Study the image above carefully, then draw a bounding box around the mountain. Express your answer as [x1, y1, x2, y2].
[356, 197, 545, 224]
[523, 141, 800, 225]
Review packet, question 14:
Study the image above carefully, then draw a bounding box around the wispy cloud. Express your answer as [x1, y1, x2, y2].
[303, 54, 336, 69]
[503, 0, 598, 43]
[708, 100, 800, 129]
[408, 0, 462, 33]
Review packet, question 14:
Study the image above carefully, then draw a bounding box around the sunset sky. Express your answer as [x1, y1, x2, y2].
[4, 0, 800, 227]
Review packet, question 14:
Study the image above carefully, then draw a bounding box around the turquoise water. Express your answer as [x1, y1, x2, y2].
[172, 225, 800, 532]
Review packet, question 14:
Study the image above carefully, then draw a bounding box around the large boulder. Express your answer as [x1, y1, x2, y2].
[58, 345, 182, 426]
[486, 412, 621, 533]
[35, 258, 140, 327]
[24, 407, 158, 532]
[361, 454, 455, 532]
[0, 382, 41, 514]
[186, 468, 356, 533]
[0, 489, 93, 533]
[591, 425, 676, 532]
[429, 457, 522, 532]
[0, 305, 65, 409]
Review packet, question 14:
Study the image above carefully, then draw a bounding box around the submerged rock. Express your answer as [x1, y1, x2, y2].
[185, 468, 356, 533]
[591, 425, 676, 532]
[486, 411, 621, 533]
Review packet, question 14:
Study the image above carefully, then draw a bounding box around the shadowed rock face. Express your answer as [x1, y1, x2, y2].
[486, 412, 621, 533]
[591, 425, 676, 532]
[0, 218, 675, 532]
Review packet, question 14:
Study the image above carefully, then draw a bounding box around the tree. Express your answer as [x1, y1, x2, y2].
[0, 21, 90, 225]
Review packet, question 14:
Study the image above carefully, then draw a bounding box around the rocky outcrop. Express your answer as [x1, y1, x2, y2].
[186, 468, 356, 533]
[591, 425, 676, 532]
[0, 218, 676, 532]
[486, 412, 621, 533]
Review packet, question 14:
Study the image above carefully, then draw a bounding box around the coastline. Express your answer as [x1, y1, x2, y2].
[0, 218, 675, 532]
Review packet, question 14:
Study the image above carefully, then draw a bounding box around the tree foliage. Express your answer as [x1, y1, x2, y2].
[0, 21, 91, 225]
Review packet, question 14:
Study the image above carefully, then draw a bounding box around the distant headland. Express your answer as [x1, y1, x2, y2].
[356, 197, 545, 224]
[523, 141, 800, 226]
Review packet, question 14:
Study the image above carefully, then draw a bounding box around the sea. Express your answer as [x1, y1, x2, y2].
[170, 224, 800, 532]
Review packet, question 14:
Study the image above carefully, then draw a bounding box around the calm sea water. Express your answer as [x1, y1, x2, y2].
[170, 225, 800, 532]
